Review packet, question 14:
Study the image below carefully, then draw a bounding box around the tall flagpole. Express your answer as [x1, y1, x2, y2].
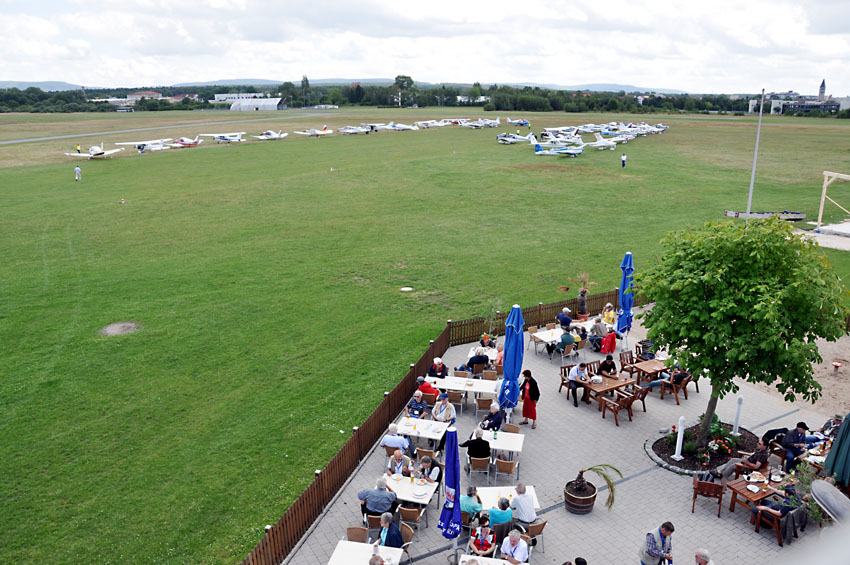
[746, 88, 766, 217]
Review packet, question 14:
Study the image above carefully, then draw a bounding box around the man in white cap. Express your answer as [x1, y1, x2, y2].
[428, 357, 448, 378]
[556, 307, 573, 330]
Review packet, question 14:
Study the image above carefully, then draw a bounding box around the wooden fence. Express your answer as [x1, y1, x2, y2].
[240, 288, 631, 565]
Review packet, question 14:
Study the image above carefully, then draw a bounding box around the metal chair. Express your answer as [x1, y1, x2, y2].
[692, 475, 726, 517]
[417, 448, 440, 462]
[545, 322, 557, 330]
[501, 423, 520, 434]
[468, 455, 491, 485]
[447, 390, 465, 415]
[524, 519, 547, 553]
[454, 370, 470, 378]
[346, 526, 368, 542]
[422, 392, 437, 407]
[475, 397, 492, 418]
[496, 364, 504, 376]
[520, 533, 534, 559]
[365, 514, 383, 538]
[493, 458, 519, 485]
[527, 326, 542, 354]
[400, 522, 415, 563]
[399, 505, 428, 530]
[482, 370, 497, 381]
[383, 445, 398, 457]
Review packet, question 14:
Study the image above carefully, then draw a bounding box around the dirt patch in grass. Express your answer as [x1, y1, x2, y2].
[651, 423, 759, 471]
[100, 322, 141, 336]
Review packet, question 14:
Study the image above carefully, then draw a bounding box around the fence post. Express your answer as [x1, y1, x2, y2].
[537, 302, 543, 327]
[447, 320, 452, 345]
[314, 470, 322, 510]
[353, 426, 361, 460]
[428, 340, 434, 365]
[614, 288, 619, 311]
[383, 391, 390, 424]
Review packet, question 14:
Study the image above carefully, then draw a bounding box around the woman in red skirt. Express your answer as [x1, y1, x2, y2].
[519, 369, 540, 429]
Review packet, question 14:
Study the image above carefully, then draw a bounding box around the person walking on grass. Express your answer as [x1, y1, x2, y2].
[74, 165, 82, 181]
[621, 153, 627, 168]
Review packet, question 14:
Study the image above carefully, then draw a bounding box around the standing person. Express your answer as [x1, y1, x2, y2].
[74, 165, 82, 181]
[75, 144, 81, 153]
[519, 370, 540, 428]
[638, 521, 674, 565]
[621, 153, 627, 168]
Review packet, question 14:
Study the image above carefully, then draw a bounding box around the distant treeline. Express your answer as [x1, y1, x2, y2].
[2, 80, 848, 118]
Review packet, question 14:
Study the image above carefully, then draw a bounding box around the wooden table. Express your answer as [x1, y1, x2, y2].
[387, 473, 440, 507]
[427, 376, 501, 396]
[481, 429, 525, 459]
[632, 358, 669, 384]
[726, 476, 785, 512]
[459, 554, 528, 565]
[476, 485, 539, 510]
[396, 417, 450, 441]
[576, 375, 635, 411]
[327, 540, 404, 565]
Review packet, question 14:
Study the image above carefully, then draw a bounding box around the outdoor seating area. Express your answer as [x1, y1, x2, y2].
[280, 310, 843, 564]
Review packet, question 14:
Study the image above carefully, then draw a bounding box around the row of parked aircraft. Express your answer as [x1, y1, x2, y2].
[495, 121, 669, 158]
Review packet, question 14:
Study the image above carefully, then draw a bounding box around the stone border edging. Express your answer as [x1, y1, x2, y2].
[643, 438, 704, 476]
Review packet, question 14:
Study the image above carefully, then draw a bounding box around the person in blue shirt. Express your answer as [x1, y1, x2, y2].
[379, 512, 404, 548]
[487, 497, 513, 525]
[479, 403, 503, 431]
[556, 307, 573, 329]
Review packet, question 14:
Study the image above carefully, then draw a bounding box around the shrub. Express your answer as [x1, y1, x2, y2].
[683, 441, 697, 455]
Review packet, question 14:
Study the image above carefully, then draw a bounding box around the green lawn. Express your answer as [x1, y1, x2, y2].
[1, 110, 849, 563]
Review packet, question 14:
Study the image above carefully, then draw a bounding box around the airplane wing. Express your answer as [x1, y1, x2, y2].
[101, 148, 125, 156]
[64, 152, 92, 158]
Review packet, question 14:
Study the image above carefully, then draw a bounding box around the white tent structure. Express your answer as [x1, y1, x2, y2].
[816, 171, 850, 236]
[229, 98, 286, 111]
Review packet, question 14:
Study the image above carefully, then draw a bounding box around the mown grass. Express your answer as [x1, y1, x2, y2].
[1, 110, 849, 563]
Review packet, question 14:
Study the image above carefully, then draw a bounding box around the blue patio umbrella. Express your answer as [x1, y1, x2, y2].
[617, 252, 635, 335]
[825, 414, 850, 488]
[498, 304, 524, 410]
[438, 427, 462, 540]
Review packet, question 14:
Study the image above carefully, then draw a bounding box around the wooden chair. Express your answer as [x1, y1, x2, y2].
[493, 458, 519, 484]
[631, 385, 649, 413]
[502, 423, 520, 434]
[475, 397, 492, 418]
[692, 475, 726, 517]
[460, 511, 473, 535]
[660, 374, 693, 405]
[755, 503, 801, 547]
[399, 505, 428, 531]
[619, 351, 639, 378]
[400, 522, 415, 563]
[545, 322, 557, 330]
[559, 364, 576, 394]
[365, 514, 383, 538]
[733, 455, 769, 478]
[346, 526, 368, 542]
[496, 364, 504, 376]
[447, 390, 465, 415]
[585, 360, 601, 376]
[482, 370, 497, 381]
[455, 370, 470, 378]
[601, 391, 635, 426]
[524, 519, 547, 553]
[468, 456, 491, 485]
[422, 392, 437, 407]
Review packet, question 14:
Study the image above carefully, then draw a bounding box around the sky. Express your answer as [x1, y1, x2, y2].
[2, 0, 849, 95]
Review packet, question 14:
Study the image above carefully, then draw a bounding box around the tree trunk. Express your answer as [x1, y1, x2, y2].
[697, 387, 720, 448]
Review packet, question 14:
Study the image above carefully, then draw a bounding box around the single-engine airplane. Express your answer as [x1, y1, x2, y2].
[199, 132, 246, 143]
[64, 143, 125, 159]
[253, 130, 288, 140]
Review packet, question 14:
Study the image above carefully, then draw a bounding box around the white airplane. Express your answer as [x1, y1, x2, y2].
[338, 125, 371, 135]
[496, 132, 536, 145]
[414, 119, 451, 128]
[362, 123, 393, 132]
[579, 133, 618, 151]
[507, 117, 530, 127]
[199, 132, 246, 143]
[534, 144, 583, 157]
[169, 136, 203, 148]
[389, 122, 419, 131]
[114, 138, 173, 153]
[65, 143, 125, 159]
[253, 130, 288, 141]
[294, 125, 333, 137]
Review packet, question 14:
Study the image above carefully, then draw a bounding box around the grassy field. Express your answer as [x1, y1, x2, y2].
[2, 109, 849, 563]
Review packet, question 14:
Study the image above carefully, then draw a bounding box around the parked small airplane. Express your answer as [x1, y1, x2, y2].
[389, 122, 419, 131]
[115, 138, 173, 153]
[253, 130, 288, 140]
[338, 125, 370, 135]
[169, 136, 203, 147]
[496, 132, 536, 145]
[414, 119, 451, 128]
[362, 123, 393, 132]
[64, 143, 125, 159]
[579, 133, 618, 150]
[507, 117, 530, 127]
[533, 144, 582, 157]
[294, 125, 333, 137]
[199, 132, 246, 143]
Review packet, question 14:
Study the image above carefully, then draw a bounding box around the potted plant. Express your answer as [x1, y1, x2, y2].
[561, 272, 597, 320]
[564, 464, 622, 514]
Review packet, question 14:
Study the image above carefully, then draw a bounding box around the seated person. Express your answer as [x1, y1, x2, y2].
[468, 515, 496, 557]
[575, 326, 588, 343]
[646, 367, 689, 389]
[494, 343, 504, 367]
[427, 357, 449, 378]
[479, 333, 497, 348]
[432, 394, 456, 451]
[751, 485, 798, 520]
[556, 307, 573, 330]
[500, 529, 530, 565]
[782, 422, 810, 471]
[460, 485, 483, 524]
[546, 328, 575, 358]
[357, 476, 397, 518]
[417, 376, 441, 399]
[568, 363, 589, 407]
[479, 403, 503, 431]
[597, 354, 618, 378]
[602, 303, 616, 325]
[589, 317, 608, 351]
[405, 390, 428, 419]
[456, 348, 492, 374]
[380, 423, 415, 458]
[378, 512, 404, 548]
[488, 497, 513, 525]
[814, 414, 843, 441]
[460, 427, 492, 461]
[712, 439, 769, 479]
[415, 455, 443, 484]
[510, 483, 537, 525]
[386, 449, 413, 477]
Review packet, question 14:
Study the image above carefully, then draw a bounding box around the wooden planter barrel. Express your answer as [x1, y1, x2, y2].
[564, 482, 597, 514]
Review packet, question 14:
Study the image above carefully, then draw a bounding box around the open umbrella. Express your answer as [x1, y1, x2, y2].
[825, 414, 850, 488]
[438, 427, 462, 541]
[498, 304, 524, 412]
[617, 252, 635, 335]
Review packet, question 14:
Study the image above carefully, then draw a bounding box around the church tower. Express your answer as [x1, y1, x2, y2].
[819, 79, 826, 102]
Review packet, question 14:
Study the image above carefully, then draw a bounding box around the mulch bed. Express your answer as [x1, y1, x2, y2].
[651, 423, 759, 471]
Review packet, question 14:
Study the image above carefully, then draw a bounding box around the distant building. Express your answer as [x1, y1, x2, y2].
[780, 99, 839, 114]
[214, 92, 266, 102]
[312, 104, 338, 109]
[819, 79, 826, 102]
[89, 97, 136, 107]
[163, 93, 199, 104]
[127, 90, 162, 101]
[456, 95, 491, 104]
[229, 97, 286, 111]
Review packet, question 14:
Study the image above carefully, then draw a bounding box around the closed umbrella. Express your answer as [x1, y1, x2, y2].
[498, 304, 524, 412]
[825, 414, 850, 488]
[617, 252, 635, 336]
[438, 427, 462, 540]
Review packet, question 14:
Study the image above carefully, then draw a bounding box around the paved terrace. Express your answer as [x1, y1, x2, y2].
[284, 327, 832, 565]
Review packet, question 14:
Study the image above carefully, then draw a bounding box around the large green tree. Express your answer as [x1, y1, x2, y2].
[638, 219, 849, 445]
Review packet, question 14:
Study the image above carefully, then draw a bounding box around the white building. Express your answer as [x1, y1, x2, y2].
[229, 98, 286, 111]
[214, 92, 267, 103]
[127, 90, 162, 101]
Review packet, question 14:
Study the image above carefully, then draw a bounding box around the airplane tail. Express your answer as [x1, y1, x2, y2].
[534, 144, 542, 153]
[594, 133, 604, 142]
[529, 134, 538, 144]
[322, 125, 328, 131]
